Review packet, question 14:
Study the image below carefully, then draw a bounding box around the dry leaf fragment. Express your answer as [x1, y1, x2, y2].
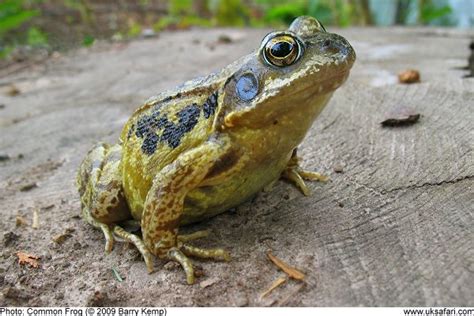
[381, 106, 420, 127]
[199, 277, 219, 289]
[0, 154, 10, 161]
[267, 251, 305, 281]
[52, 228, 74, 244]
[217, 34, 233, 44]
[260, 277, 287, 299]
[15, 216, 27, 227]
[19, 182, 37, 192]
[16, 251, 40, 268]
[6, 85, 21, 96]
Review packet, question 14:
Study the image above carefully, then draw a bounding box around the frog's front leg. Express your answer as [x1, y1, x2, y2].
[77, 143, 153, 271]
[142, 138, 232, 284]
[282, 148, 328, 196]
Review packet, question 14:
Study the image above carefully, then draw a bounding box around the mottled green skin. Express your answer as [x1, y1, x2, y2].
[77, 16, 355, 284]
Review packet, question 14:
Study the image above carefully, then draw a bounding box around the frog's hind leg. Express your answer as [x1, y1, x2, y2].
[77, 143, 131, 253]
[142, 139, 233, 284]
[282, 148, 329, 196]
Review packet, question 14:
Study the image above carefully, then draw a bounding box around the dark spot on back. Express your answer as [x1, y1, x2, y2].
[135, 109, 162, 138]
[141, 132, 159, 155]
[160, 104, 201, 148]
[179, 104, 201, 131]
[203, 91, 218, 119]
[134, 96, 213, 154]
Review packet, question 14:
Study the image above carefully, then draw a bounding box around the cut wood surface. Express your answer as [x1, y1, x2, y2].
[0, 27, 472, 306]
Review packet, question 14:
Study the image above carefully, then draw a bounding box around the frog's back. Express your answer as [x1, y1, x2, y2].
[120, 76, 223, 218]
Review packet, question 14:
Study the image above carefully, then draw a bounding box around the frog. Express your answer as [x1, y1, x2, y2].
[76, 16, 355, 284]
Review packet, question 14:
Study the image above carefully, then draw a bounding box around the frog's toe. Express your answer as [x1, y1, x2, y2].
[168, 248, 195, 284]
[298, 169, 329, 182]
[283, 168, 311, 196]
[177, 230, 210, 242]
[100, 224, 115, 253]
[82, 205, 115, 253]
[283, 167, 329, 196]
[181, 244, 231, 261]
[177, 231, 231, 260]
[113, 226, 154, 273]
[165, 241, 230, 284]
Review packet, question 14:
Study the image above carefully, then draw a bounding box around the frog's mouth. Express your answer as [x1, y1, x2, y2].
[268, 61, 353, 103]
[223, 66, 352, 129]
[297, 67, 352, 97]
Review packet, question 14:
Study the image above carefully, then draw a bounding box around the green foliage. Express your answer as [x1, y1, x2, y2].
[26, 26, 48, 46]
[253, 0, 352, 27]
[0, 0, 465, 62]
[0, 0, 39, 36]
[0, 45, 14, 59]
[333, 0, 353, 27]
[153, 5, 211, 32]
[62, 0, 93, 24]
[307, 0, 333, 26]
[209, 0, 250, 26]
[420, 3, 452, 23]
[265, 2, 306, 25]
[82, 35, 95, 47]
[153, 16, 179, 32]
[180, 15, 212, 28]
[169, 0, 193, 16]
[127, 22, 142, 38]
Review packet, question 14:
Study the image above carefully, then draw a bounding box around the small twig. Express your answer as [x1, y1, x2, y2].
[260, 276, 287, 299]
[267, 251, 305, 281]
[32, 209, 39, 229]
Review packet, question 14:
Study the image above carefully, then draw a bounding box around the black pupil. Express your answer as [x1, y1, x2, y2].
[271, 41, 293, 58]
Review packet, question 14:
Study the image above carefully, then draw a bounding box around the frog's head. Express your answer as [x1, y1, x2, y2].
[221, 16, 355, 129]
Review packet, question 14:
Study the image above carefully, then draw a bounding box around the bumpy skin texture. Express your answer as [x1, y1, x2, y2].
[77, 16, 355, 284]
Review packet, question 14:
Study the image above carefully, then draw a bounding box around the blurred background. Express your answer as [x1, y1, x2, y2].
[0, 0, 473, 65]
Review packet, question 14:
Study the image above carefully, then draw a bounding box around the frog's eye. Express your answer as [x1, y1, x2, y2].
[262, 34, 302, 68]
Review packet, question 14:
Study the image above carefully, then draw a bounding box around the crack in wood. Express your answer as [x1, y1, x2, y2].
[382, 175, 474, 194]
[346, 175, 473, 196]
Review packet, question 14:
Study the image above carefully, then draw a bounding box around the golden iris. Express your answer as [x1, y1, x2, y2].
[263, 35, 301, 67]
